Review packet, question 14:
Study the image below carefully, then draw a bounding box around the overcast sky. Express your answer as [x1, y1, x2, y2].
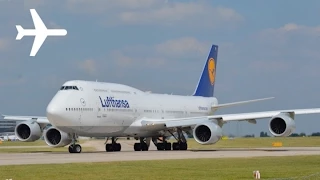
[1, 0, 320, 136]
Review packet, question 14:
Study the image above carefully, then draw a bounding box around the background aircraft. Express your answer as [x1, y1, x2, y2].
[2, 44, 320, 153]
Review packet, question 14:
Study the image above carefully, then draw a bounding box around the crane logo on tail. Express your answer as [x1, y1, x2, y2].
[208, 58, 216, 85]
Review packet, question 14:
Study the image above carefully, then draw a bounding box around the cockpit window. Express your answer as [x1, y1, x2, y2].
[60, 86, 79, 91]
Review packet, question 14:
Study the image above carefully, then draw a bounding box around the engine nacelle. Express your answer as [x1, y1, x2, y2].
[44, 127, 72, 147]
[269, 113, 296, 137]
[193, 121, 223, 145]
[15, 120, 42, 142]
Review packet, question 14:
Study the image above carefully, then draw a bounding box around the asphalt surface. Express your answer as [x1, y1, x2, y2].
[1, 140, 320, 166]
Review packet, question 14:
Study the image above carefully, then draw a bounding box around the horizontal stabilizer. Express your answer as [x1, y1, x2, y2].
[16, 25, 24, 40]
[212, 97, 274, 110]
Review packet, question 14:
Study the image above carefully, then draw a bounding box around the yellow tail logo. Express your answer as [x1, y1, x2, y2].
[208, 58, 216, 85]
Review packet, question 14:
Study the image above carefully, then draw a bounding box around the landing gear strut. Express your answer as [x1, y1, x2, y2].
[171, 128, 188, 150]
[134, 137, 149, 151]
[105, 137, 121, 152]
[68, 133, 82, 153]
[155, 136, 172, 150]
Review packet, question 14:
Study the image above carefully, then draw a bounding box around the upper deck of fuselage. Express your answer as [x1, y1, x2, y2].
[59, 80, 218, 105]
[61, 80, 144, 94]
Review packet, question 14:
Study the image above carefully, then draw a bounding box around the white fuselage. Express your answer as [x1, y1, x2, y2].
[46, 80, 218, 137]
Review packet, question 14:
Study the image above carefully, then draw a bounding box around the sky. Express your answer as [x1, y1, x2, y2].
[1, 0, 320, 136]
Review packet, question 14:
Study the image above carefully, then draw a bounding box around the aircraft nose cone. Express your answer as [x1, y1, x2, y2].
[46, 102, 63, 126]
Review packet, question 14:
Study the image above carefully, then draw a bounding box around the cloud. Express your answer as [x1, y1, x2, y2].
[24, 0, 46, 8]
[155, 37, 209, 57]
[249, 60, 291, 73]
[65, 0, 244, 28]
[257, 23, 320, 47]
[0, 75, 27, 87]
[105, 36, 212, 70]
[225, 23, 320, 77]
[77, 36, 208, 77]
[66, 0, 158, 12]
[78, 59, 97, 75]
[118, 3, 243, 26]
[261, 23, 320, 35]
[110, 50, 166, 68]
[40, 75, 67, 89]
[0, 38, 10, 52]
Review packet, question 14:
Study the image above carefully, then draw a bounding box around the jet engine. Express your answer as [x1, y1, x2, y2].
[15, 120, 42, 142]
[193, 121, 223, 145]
[44, 127, 72, 147]
[269, 113, 296, 137]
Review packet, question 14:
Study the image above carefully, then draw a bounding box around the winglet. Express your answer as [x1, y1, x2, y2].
[16, 25, 24, 40]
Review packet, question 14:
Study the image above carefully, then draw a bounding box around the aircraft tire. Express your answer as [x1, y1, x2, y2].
[68, 145, 74, 153]
[74, 144, 82, 153]
[156, 143, 164, 150]
[69, 144, 81, 153]
[134, 143, 141, 151]
[141, 143, 148, 151]
[180, 142, 187, 150]
[172, 142, 179, 150]
[115, 143, 121, 151]
[165, 142, 171, 150]
[106, 144, 113, 152]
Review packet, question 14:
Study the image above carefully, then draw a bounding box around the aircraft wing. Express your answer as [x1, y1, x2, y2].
[1, 114, 50, 125]
[30, 9, 47, 30]
[211, 97, 274, 110]
[141, 108, 320, 129]
[30, 9, 47, 56]
[30, 34, 47, 56]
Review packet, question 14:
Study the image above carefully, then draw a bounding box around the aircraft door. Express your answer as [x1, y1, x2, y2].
[96, 100, 102, 119]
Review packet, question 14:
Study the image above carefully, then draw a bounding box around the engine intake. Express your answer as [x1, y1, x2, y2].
[44, 127, 72, 147]
[15, 120, 42, 142]
[193, 121, 222, 145]
[269, 113, 296, 137]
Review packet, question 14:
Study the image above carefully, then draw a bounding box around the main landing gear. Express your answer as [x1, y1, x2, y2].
[172, 128, 188, 150]
[154, 137, 172, 150]
[105, 137, 121, 152]
[165, 128, 188, 151]
[69, 134, 82, 153]
[136, 128, 188, 151]
[134, 137, 150, 151]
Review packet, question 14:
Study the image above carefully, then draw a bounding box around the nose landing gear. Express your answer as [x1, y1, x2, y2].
[68, 133, 82, 153]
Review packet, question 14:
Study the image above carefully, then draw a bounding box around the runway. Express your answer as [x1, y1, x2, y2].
[1, 140, 320, 166]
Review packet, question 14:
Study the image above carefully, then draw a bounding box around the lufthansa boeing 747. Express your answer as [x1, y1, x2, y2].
[3, 45, 320, 153]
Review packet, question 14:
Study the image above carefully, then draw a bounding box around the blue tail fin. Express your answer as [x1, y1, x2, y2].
[193, 44, 218, 97]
